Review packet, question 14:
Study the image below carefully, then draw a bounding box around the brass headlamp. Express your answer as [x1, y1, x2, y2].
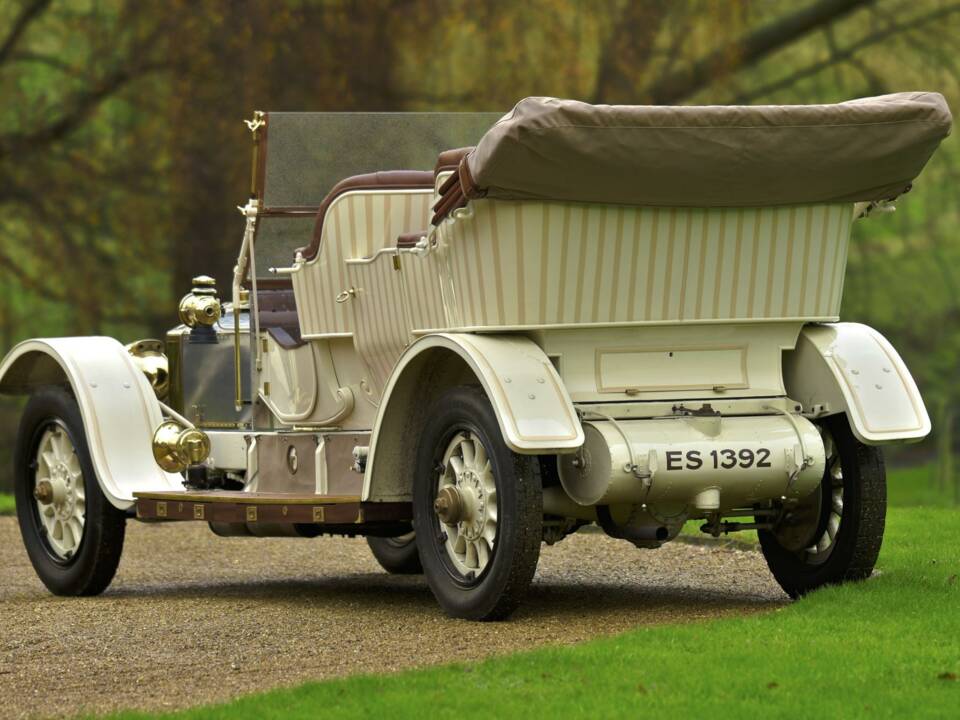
[179, 275, 222, 328]
[152, 420, 211, 473]
[125, 339, 169, 400]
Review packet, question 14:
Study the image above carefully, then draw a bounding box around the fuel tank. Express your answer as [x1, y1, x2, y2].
[558, 414, 826, 511]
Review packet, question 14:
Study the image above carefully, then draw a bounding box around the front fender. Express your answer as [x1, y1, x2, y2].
[784, 323, 930, 445]
[0, 337, 183, 508]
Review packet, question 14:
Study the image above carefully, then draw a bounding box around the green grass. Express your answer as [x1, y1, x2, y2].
[0, 493, 14, 515]
[888, 463, 958, 507]
[110, 507, 960, 720]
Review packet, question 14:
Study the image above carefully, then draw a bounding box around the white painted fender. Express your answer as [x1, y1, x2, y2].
[0, 337, 184, 509]
[362, 333, 584, 501]
[784, 323, 930, 445]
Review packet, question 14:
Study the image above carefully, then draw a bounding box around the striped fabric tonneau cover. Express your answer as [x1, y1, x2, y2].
[435, 200, 853, 330]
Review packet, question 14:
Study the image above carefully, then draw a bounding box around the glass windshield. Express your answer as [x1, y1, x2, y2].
[253, 112, 502, 275]
[261, 112, 503, 208]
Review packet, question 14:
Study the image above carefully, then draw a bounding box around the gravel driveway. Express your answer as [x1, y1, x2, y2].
[0, 517, 785, 719]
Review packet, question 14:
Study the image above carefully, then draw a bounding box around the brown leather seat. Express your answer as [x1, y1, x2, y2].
[298, 170, 435, 262]
[435, 147, 473, 176]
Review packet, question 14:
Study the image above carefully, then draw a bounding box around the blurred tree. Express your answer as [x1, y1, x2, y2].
[0, 0, 175, 336]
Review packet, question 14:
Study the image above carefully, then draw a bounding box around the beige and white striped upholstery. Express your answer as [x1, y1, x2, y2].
[292, 189, 433, 337]
[432, 200, 853, 330]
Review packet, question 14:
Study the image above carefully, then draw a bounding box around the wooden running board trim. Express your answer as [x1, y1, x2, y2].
[134, 491, 363, 505]
[133, 491, 410, 525]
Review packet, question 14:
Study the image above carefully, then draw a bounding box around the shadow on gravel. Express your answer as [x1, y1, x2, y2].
[101, 572, 783, 617]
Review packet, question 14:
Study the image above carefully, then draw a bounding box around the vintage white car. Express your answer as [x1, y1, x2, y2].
[1, 94, 952, 620]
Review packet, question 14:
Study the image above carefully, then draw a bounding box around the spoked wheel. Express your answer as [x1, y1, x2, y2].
[758, 414, 886, 598]
[14, 387, 126, 596]
[435, 431, 499, 576]
[414, 386, 542, 621]
[366, 532, 422, 574]
[32, 423, 87, 560]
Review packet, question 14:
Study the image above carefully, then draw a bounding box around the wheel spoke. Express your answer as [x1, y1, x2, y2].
[52, 429, 70, 462]
[827, 513, 840, 542]
[41, 450, 57, 473]
[62, 519, 77, 551]
[482, 522, 497, 545]
[473, 441, 488, 473]
[832, 493, 843, 516]
[68, 517, 84, 547]
[816, 533, 830, 554]
[829, 457, 842, 485]
[460, 437, 475, 468]
[480, 468, 496, 495]
[448, 455, 465, 479]
[476, 538, 490, 569]
[466, 541, 480, 569]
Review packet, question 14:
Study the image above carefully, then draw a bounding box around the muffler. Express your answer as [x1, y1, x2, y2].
[558, 414, 825, 511]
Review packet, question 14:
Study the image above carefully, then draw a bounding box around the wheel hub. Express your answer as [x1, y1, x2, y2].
[434, 485, 464, 525]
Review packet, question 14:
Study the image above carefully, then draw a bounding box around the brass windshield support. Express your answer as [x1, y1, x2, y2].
[233, 199, 259, 411]
[245, 111, 265, 198]
[233, 111, 265, 412]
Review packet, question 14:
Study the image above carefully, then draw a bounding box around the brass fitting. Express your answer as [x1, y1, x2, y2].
[178, 275, 222, 328]
[434, 486, 464, 525]
[152, 420, 211, 473]
[125, 339, 169, 399]
[34, 480, 54, 504]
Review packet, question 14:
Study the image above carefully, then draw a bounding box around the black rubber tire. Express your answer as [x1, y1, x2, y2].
[366, 535, 423, 574]
[14, 387, 126, 596]
[758, 414, 885, 598]
[413, 386, 542, 621]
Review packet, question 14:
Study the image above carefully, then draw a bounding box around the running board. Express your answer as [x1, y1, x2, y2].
[133, 490, 410, 525]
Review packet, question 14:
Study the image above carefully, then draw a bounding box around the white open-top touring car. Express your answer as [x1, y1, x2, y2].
[1, 93, 951, 619]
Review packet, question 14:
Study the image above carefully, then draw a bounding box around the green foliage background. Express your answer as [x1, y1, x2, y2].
[0, 0, 957, 497]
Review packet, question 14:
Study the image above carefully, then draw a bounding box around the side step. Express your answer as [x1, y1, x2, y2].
[134, 490, 411, 526]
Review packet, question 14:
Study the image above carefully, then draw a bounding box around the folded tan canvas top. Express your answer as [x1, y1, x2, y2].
[458, 93, 952, 208]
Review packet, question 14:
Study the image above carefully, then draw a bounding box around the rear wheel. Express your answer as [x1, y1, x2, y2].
[14, 387, 126, 596]
[414, 386, 542, 620]
[758, 414, 885, 598]
[366, 533, 422, 574]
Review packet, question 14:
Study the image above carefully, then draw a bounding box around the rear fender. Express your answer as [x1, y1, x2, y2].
[0, 337, 183, 509]
[363, 333, 583, 501]
[784, 323, 930, 444]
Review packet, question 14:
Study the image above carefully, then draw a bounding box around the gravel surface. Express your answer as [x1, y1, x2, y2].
[0, 517, 786, 719]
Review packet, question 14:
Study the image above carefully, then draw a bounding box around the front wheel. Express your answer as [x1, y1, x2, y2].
[14, 387, 126, 596]
[758, 414, 885, 598]
[414, 386, 542, 621]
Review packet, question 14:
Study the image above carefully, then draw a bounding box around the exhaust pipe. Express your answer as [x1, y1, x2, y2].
[596, 505, 668, 543]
